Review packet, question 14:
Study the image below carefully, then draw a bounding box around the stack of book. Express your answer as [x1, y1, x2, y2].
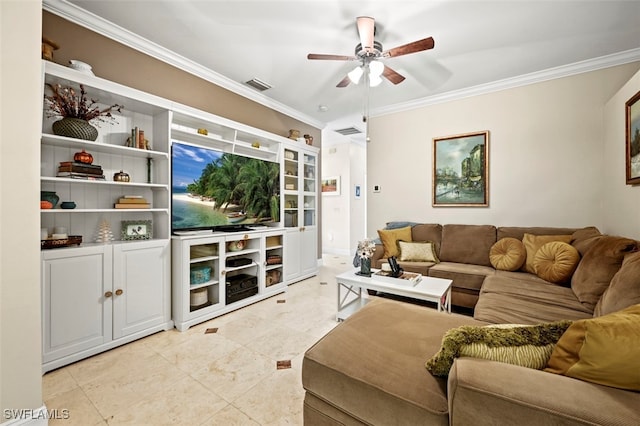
[114, 195, 151, 209]
[57, 162, 105, 180]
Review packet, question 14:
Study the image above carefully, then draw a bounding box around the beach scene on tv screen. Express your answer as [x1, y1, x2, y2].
[172, 142, 280, 230]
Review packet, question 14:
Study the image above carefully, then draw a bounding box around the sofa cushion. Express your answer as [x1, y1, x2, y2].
[411, 223, 443, 254]
[302, 298, 484, 426]
[377, 226, 412, 258]
[438, 224, 496, 266]
[594, 251, 640, 317]
[474, 275, 593, 324]
[428, 262, 495, 292]
[489, 237, 526, 271]
[497, 226, 582, 241]
[570, 236, 638, 310]
[533, 241, 580, 284]
[398, 240, 439, 263]
[570, 227, 604, 257]
[426, 321, 572, 377]
[522, 233, 572, 274]
[545, 304, 640, 391]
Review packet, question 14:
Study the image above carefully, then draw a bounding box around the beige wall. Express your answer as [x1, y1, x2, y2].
[366, 63, 640, 238]
[1, 0, 44, 416]
[603, 69, 640, 239]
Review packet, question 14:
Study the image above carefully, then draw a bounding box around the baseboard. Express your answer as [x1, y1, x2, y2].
[322, 248, 352, 257]
[1, 405, 51, 426]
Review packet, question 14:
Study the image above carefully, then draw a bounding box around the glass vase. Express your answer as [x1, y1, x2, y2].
[360, 257, 371, 276]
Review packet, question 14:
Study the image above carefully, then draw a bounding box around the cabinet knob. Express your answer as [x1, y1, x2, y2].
[221, 270, 226, 276]
[104, 291, 113, 298]
[115, 289, 123, 296]
[243, 234, 249, 240]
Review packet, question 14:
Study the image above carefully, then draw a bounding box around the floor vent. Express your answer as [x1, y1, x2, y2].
[333, 126, 362, 136]
[244, 78, 272, 91]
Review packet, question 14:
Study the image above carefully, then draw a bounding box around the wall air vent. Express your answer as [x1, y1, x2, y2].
[333, 126, 363, 136]
[244, 78, 272, 91]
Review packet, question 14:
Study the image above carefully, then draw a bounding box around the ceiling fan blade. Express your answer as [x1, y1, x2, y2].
[307, 53, 356, 61]
[336, 75, 351, 88]
[356, 16, 375, 54]
[383, 37, 435, 58]
[382, 65, 406, 85]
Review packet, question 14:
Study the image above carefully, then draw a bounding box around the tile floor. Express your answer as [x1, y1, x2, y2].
[43, 254, 353, 425]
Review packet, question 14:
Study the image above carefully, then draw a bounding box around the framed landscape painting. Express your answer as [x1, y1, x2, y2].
[433, 131, 489, 207]
[626, 90, 640, 185]
[321, 176, 340, 195]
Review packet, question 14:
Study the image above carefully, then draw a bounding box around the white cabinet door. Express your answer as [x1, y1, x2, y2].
[301, 226, 318, 276]
[284, 228, 302, 282]
[42, 246, 113, 363]
[112, 240, 170, 339]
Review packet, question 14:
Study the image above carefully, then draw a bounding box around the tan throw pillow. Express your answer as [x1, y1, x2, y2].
[425, 321, 572, 377]
[570, 236, 638, 311]
[522, 233, 572, 274]
[594, 251, 640, 317]
[398, 240, 439, 263]
[545, 304, 640, 391]
[377, 226, 412, 258]
[489, 238, 526, 271]
[533, 241, 580, 284]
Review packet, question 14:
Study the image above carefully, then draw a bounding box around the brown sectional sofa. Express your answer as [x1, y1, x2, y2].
[302, 223, 640, 425]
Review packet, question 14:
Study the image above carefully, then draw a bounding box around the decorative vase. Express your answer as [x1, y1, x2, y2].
[74, 149, 93, 164]
[40, 191, 59, 209]
[52, 117, 98, 141]
[360, 257, 371, 276]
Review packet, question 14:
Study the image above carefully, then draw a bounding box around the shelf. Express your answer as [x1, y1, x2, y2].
[40, 208, 169, 214]
[41, 176, 168, 189]
[190, 255, 219, 263]
[171, 126, 234, 152]
[41, 134, 169, 160]
[225, 262, 258, 273]
[189, 280, 219, 290]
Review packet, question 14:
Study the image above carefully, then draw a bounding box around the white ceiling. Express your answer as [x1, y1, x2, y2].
[57, 0, 640, 131]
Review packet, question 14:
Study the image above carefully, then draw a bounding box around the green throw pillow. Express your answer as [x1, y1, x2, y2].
[425, 321, 573, 377]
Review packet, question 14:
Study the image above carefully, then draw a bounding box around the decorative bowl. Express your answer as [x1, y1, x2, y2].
[60, 201, 76, 209]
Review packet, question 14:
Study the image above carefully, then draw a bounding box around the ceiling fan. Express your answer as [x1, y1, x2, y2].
[307, 16, 435, 88]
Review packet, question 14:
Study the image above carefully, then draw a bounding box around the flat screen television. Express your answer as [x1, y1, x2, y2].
[171, 141, 280, 233]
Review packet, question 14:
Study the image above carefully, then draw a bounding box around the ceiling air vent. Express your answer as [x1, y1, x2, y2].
[244, 78, 272, 91]
[333, 126, 362, 136]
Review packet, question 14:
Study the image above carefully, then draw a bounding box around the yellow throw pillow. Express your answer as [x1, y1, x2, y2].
[398, 240, 439, 263]
[533, 241, 581, 284]
[489, 238, 527, 271]
[377, 226, 412, 258]
[522, 233, 572, 274]
[545, 304, 640, 391]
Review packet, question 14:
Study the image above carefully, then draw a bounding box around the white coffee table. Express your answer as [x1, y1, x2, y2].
[336, 269, 453, 321]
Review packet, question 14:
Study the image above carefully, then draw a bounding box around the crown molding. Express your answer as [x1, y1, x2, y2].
[42, 0, 326, 130]
[372, 48, 640, 118]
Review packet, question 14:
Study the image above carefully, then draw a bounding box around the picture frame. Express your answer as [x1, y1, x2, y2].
[433, 131, 489, 207]
[321, 176, 340, 195]
[625, 90, 640, 185]
[121, 220, 152, 240]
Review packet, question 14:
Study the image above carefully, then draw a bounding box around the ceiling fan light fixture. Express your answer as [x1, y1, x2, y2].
[369, 60, 384, 77]
[348, 66, 364, 84]
[369, 73, 383, 87]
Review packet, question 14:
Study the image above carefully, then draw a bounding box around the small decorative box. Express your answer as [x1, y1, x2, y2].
[190, 266, 212, 285]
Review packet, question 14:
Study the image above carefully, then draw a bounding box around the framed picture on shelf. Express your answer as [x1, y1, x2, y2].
[433, 131, 489, 207]
[121, 220, 152, 240]
[321, 176, 340, 195]
[625, 90, 640, 185]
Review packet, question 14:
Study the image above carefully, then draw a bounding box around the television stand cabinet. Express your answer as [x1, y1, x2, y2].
[171, 228, 286, 331]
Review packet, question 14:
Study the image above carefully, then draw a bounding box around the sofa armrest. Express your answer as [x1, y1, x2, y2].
[448, 357, 640, 426]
